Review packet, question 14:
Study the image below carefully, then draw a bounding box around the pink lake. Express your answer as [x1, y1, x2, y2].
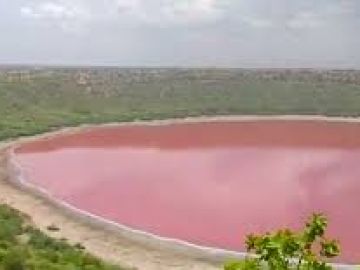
[15, 121, 360, 263]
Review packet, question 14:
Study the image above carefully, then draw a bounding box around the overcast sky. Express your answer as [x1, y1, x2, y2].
[0, 0, 359, 68]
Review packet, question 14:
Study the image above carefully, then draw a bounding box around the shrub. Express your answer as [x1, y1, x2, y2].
[0, 204, 123, 270]
[225, 213, 340, 270]
[1, 247, 28, 270]
[0, 205, 24, 241]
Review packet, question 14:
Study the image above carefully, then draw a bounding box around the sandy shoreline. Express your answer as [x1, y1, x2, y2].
[1, 115, 360, 270]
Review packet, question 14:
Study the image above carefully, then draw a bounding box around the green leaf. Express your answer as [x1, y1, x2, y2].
[320, 239, 340, 258]
[225, 213, 340, 270]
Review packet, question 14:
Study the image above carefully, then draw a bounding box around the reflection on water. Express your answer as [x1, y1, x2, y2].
[16, 121, 360, 263]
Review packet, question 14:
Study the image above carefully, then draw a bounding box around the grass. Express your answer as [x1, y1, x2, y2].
[0, 204, 122, 270]
[1, 69, 360, 141]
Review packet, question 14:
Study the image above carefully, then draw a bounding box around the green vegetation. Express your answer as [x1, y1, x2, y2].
[1, 68, 360, 140]
[225, 214, 340, 270]
[0, 204, 122, 270]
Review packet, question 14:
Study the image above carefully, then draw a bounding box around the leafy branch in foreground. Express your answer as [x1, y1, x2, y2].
[225, 213, 340, 270]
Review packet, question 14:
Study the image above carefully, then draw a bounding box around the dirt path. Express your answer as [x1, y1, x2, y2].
[0, 147, 219, 270]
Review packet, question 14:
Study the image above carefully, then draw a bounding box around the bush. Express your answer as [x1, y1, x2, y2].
[0, 204, 123, 270]
[0, 205, 24, 241]
[1, 247, 28, 270]
[225, 213, 340, 270]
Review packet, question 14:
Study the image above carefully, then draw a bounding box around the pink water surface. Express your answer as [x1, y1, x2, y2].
[15, 121, 360, 263]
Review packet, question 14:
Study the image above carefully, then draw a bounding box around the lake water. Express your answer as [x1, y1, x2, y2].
[15, 121, 360, 263]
